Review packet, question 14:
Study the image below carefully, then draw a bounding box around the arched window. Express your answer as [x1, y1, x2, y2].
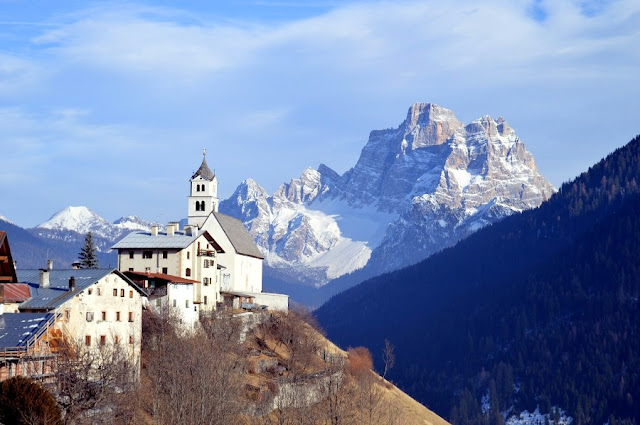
[185, 268, 191, 277]
[196, 184, 200, 192]
[200, 184, 204, 192]
[200, 201, 205, 211]
[195, 201, 200, 211]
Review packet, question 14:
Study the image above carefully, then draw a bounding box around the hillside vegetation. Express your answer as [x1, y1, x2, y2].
[316, 135, 640, 425]
[133, 308, 449, 425]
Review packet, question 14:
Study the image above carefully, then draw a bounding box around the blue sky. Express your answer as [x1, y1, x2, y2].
[1, 0, 639, 227]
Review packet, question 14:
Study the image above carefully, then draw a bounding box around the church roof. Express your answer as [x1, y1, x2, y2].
[192, 157, 215, 181]
[212, 212, 264, 259]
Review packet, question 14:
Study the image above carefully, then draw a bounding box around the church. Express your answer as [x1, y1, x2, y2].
[112, 151, 288, 327]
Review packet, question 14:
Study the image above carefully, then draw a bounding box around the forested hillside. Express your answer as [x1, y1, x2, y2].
[316, 135, 640, 425]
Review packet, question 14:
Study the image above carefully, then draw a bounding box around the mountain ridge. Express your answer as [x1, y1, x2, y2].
[221, 102, 554, 288]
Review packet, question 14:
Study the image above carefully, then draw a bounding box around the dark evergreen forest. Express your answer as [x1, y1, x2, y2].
[316, 135, 640, 425]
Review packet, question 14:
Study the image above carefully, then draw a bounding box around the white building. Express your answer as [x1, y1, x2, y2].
[112, 151, 289, 317]
[17, 268, 146, 371]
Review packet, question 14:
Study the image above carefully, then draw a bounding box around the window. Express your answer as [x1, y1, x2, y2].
[145, 267, 151, 272]
[185, 268, 191, 277]
[162, 250, 168, 259]
[187, 251, 190, 260]
[120, 289, 125, 297]
[129, 336, 134, 345]
[129, 251, 134, 259]
[204, 296, 208, 305]
[195, 201, 200, 211]
[86, 312, 94, 322]
[114, 336, 120, 344]
[203, 277, 209, 285]
[172, 299, 177, 308]
[129, 268, 134, 272]
[196, 184, 200, 192]
[162, 267, 168, 274]
[129, 290, 133, 298]
[97, 288, 102, 296]
[143, 251, 153, 259]
[64, 310, 70, 321]
[200, 201, 205, 211]
[116, 312, 121, 321]
[113, 289, 118, 296]
[204, 260, 209, 268]
[101, 311, 106, 321]
[128, 312, 134, 322]
[85, 335, 91, 346]
[185, 300, 189, 308]
[156, 299, 161, 307]
[88, 288, 93, 295]
[100, 335, 106, 346]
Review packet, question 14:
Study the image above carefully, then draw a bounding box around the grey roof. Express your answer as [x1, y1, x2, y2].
[112, 230, 202, 250]
[192, 158, 215, 181]
[16, 269, 146, 311]
[0, 312, 56, 349]
[212, 212, 264, 259]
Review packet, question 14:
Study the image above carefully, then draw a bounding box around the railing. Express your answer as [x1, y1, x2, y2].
[198, 249, 216, 257]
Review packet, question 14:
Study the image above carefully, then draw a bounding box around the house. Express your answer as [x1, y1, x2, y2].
[0, 312, 60, 383]
[112, 151, 288, 316]
[16, 268, 146, 372]
[123, 271, 205, 328]
[112, 226, 224, 328]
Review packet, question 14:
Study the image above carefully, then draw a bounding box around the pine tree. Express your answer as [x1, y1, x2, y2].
[78, 232, 99, 268]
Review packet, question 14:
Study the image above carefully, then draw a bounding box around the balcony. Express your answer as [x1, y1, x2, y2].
[198, 249, 216, 257]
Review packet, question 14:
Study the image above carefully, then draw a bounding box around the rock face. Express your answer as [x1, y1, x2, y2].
[226, 103, 555, 286]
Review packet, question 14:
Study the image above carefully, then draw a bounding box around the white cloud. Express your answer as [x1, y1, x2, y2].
[0, 0, 638, 226]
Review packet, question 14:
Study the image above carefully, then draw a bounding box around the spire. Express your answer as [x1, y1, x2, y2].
[191, 149, 215, 181]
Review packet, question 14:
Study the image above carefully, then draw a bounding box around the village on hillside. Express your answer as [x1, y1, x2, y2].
[0, 154, 445, 424]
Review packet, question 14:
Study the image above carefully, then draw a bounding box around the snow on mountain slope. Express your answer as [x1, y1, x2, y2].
[33, 206, 163, 253]
[39, 206, 112, 238]
[0, 215, 13, 224]
[222, 103, 555, 286]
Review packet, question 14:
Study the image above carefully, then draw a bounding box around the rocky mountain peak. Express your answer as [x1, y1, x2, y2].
[403, 103, 463, 150]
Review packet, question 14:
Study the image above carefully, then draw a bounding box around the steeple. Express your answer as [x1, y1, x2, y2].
[188, 149, 219, 227]
[192, 149, 215, 181]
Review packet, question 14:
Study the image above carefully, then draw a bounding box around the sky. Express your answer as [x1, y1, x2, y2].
[0, 0, 639, 227]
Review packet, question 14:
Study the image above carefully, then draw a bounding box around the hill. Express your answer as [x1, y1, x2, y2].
[136, 308, 449, 425]
[315, 134, 640, 424]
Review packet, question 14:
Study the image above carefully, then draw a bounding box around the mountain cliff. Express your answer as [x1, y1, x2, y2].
[315, 134, 640, 425]
[221, 103, 554, 285]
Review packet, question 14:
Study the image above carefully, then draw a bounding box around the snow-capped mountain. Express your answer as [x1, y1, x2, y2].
[32, 206, 163, 252]
[221, 103, 555, 286]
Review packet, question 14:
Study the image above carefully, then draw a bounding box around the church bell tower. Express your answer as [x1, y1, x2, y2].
[188, 149, 219, 227]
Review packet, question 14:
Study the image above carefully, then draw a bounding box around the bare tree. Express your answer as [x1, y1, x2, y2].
[382, 339, 395, 380]
[55, 338, 138, 425]
[143, 309, 246, 425]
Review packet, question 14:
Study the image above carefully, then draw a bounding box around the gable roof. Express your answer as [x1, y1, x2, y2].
[0, 312, 56, 350]
[0, 231, 18, 283]
[192, 157, 215, 181]
[17, 269, 146, 311]
[0, 283, 31, 303]
[111, 229, 224, 252]
[123, 271, 200, 285]
[211, 212, 264, 259]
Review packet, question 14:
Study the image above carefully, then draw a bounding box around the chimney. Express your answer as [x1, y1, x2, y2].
[47, 259, 53, 270]
[151, 225, 159, 236]
[71, 262, 80, 270]
[40, 269, 50, 288]
[171, 221, 180, 232]
[167, 224, 175, 236]
[184, 225, 193, 236]
[69, 276, 76, 291]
